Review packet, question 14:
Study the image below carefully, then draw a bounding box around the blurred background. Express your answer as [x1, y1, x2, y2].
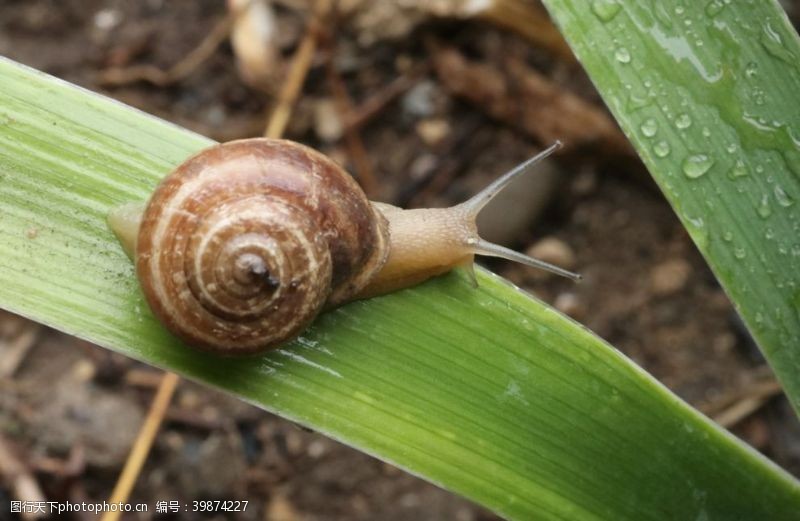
[1, 0, 799, 519]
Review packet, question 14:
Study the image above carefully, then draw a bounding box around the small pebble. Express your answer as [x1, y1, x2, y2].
[178, 389, 200, 409]
[94, 8, 122, 31]
[307, 439, 327, 458]
[266, 492, 300, 521]
[285, 430, 305, 456]
[313, 98, 344, 142]
[26, 227, 38, 239]
[571, 168, 597, 196]
[650, 258, 692, 296]
[402, 80, 438, 118]
[163, 431, 184, 451]
[399, 492, 421, 508]
[554, 292, 585, 320]
[70, 360, 96, 382]
[525, 237, 577, 272]
[456, 507, 477, 521]
[205, 104, 227, 127]
[415, 118, 450, 147]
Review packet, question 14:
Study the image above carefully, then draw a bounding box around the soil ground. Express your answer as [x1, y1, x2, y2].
[1, 1, 799, 520]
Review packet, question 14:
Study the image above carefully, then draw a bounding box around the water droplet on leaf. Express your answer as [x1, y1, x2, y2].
[653, 141, 671, 157]
[682, 154, 714, 179]
[757, 193, 772, 218]
[685, 216, 709, 249]
[754, 311, 765, 328]
[705, 0, 725, 17]
[641, 118, 658, 137]
[727, 160, 748, 179]
[591, 0, 622, 21]
[774, 185, 795, 207]
[760, 22, 796, 64]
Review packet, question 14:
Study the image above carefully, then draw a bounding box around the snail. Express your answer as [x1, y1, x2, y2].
[108, 138, 579, 355]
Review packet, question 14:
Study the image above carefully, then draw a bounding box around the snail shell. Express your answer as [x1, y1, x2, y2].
[134, 139, 388, 354]
[109, 138, 578, 355]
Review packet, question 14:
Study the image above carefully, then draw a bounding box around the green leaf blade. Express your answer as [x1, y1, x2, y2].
[541, 0, 800, 413]
[1, 56, 799, 520]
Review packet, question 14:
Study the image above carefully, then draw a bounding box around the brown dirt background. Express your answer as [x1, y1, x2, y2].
[1, 1, 799, 520]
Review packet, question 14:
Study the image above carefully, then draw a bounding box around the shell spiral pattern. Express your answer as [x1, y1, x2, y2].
[136, 139, 389, 354]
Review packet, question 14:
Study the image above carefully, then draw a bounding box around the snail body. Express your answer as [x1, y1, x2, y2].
[108, 138, 577, 355]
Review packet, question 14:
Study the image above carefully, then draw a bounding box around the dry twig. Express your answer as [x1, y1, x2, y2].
[98, 9, 239, 87]
[0, 435, 47, 520]
[700, 378, 784, 429]
[431, 44, 632, 155]
[344, 63, 430, 131]
[325, 53, 379, 196]
[265, 0, 333, 138]
[0, 323, 41, 377]
[478, 0, 574, 61]
[102, 372, 180, 521]
[403, 115, 490, 207]
[124, 368, 166, 389]
[31, 446, 86, 478]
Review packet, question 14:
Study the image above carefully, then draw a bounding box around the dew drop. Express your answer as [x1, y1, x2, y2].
[774, 185, 795, 207]
[722, 231, 733, 242]
[682, 154, 714, 179]
[640, 118, 658, 137]
[705, 0, 725, 17]
[615, 47, 632, 63]
[653, 140, 671, 157]
[676, 114, 692, 129]
[727, 160, 748, 179]
[591, 0, 623, 21]
[760, 23, 796, 64]
[626, 92, 650, 111]
[685, 215, 709, 249]
[757, 193, 772, 218]
[733, 246, 747, 259]
[754, 311, 765, 329]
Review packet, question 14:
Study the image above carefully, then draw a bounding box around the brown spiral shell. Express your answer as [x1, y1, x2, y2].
[135, 138, 390, 355]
